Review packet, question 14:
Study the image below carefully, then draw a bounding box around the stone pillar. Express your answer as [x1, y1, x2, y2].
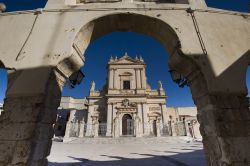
[93, 120, 99, 138]
[113, 69, 118, 89]
[85, 106, 94, 137]
[135, 114, 142, 137]
[106, 103, 113, 137]
[149, 119, 154, 136]
[109, 69, 114, 89]
[140, 68, 146, 89]
[0, 68, 65, 166]
[135, 69, 141, 89]
[78, 120, 85, 138]
[189, 71, 250, 165]
[64, 121, 72, 138]
[142, 104, 149, 135]
[184, 120, 191, 137]
[171, 121, 177, 136]
[156, 119, 161, 137]
[114, 115, 120, 138]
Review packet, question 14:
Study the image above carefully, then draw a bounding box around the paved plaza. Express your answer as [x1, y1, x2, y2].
[48, 137, 206, 166]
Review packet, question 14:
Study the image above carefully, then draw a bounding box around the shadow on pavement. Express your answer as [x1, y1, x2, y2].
[49, 149, 206, 166]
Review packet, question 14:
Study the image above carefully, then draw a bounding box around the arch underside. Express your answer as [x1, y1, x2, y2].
[74, 13, 180, 58]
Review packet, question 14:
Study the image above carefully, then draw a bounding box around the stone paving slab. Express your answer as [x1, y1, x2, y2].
[48, 137, 206, 166]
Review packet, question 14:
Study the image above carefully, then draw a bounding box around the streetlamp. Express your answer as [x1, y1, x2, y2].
[69, 70, 85, 88]
[169, 70, 188, 88]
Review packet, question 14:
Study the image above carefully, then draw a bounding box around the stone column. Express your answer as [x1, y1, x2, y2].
[140, 68, 146, 89]
[93, 120, 99, 138]
[85, 106, 94, 137]
[109, 69, 114, 89]
[0, 68, 65, 166]
[113, 69, 117, 89]
[135, 69, 141, 89]
[64, 121, 72, 138]
[171, 121, 177, 136]
[156, 119, 161, 137]
[189, 71, 250, 165]
[184, 120, 191, 137]
[78, 120, 85, 138]
[135, 114, 142, 137]
[114, 115, 120, 138]
[142, 103, 149, 135]
[106, 103, 113, 137]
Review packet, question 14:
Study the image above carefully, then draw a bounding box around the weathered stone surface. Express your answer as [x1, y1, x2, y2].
[0, 122, 36, 140]
[0, 141, 15, 164]
[11, 141, 31, 165]
[34, 123, 54, 140]
[31, 140, 52, 161]
[0, 69, 65, 166]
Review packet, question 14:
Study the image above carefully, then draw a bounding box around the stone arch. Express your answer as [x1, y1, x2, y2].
[73, 13, 181, 60]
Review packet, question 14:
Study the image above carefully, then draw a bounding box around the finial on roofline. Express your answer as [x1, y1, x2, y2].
[109, 56, 114, 62]
[139, 56, 144, 62]
[124, 52, 129, 57]
[135, 55, 138, 60]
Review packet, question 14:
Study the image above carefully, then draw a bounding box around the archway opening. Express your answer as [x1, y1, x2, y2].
[60, 13, 197, 140]
[50, 27, 205, 165]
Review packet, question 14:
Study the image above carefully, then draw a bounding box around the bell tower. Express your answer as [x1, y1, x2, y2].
[107, 53, 147, 95]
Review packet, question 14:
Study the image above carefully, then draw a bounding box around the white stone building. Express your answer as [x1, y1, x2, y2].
[55, 53, 201, 139]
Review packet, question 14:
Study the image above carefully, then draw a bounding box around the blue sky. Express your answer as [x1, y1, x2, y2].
[0, 0, 249, 106]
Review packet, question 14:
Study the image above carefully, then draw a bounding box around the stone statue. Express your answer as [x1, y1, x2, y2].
[158, 80, 163, 90]
[90, 81, 95, 91]
[139, 56, 144, 62]
[109, 56, 114, 62]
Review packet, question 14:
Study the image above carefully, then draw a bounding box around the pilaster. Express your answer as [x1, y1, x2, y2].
[106, 103, 113, 137]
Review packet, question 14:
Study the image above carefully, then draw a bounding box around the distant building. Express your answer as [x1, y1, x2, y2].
[55, 54, 202, 140]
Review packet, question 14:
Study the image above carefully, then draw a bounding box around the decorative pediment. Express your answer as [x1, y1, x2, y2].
[109, 53, 144, 64]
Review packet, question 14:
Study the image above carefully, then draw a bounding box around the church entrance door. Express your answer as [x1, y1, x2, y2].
[122, 114, 134, 136]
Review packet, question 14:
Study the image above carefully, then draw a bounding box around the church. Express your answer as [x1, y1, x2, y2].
[55, 53, 201, 140]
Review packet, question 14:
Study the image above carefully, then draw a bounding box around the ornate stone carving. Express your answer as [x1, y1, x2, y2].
[122, 99, 129, 107]
[121, 99, 137, 108]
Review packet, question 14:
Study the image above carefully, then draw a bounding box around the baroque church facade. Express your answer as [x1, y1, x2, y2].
[55, 53, 201, 140]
